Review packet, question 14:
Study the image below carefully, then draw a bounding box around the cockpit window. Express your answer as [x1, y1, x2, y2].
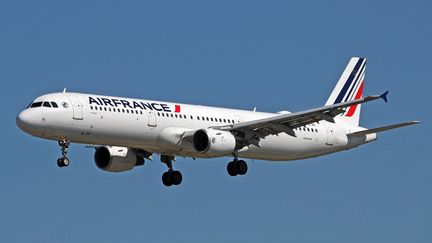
[42, 102, 52, 107]
[30, 102, 43, 108]
[29, 101, 59, 108]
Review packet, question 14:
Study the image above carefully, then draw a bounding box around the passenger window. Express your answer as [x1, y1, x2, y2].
[223, 119, 226, 123]
[42, 102, 51, 107]
[51, 102, 58, 108]
[175, 114, 178, 118]
[190, 115, 193, 119]
[197, 116, 200, 120]
[210, 118, 213, 122]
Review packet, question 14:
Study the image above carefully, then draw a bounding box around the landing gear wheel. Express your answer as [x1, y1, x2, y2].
[162, 172, 173, 187]
[161, 171, 183, 187]
[227, 159, 248, 176]
[57, 157, 70, 167]
[63, 158, 70, 166]
[227, 161, 238, 176]
[172, 171, 183, 185]
[237, 160, 248, 175]
[57, 158, 64, 167]
[160, 155, 183, 187]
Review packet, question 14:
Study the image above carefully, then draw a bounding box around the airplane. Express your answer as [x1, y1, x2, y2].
[16, 57, 419, 186]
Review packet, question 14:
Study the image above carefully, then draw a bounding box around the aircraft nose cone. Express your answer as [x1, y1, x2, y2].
[16, 110, 34, 132]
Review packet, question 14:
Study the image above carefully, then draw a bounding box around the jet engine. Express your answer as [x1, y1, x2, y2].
[94, 146, 144, 172]
[192, 129, 237, 156]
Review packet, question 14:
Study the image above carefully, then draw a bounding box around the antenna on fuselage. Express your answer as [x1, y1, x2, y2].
[62, 88, 67, 93]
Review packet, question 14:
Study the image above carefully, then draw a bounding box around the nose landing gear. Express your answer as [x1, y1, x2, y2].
[57, 139, 70, 167]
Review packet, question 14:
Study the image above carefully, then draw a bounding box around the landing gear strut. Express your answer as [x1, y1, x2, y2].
[227, 153, 248, 176]
[160, 155, 182, 187]
[57, 139, 70, 167]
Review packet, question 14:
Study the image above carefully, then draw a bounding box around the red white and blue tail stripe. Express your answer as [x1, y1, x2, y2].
[325, 57, 366, 126]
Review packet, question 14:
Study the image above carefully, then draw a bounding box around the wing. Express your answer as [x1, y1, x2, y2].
[213, 92, 389, 147]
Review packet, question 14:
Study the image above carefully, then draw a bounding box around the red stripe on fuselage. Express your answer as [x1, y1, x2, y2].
[345, 81, 364, 117]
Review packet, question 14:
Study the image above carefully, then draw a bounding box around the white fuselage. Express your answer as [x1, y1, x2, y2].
[16, 92, 376, 161]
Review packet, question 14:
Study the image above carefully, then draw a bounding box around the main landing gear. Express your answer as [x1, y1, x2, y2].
[227, 153, 248, 176]
[160, 155, 182, 187]
[57, 139, 70, 167]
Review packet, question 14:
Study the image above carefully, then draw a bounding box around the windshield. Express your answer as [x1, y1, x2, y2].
[29, 101, 59, 108]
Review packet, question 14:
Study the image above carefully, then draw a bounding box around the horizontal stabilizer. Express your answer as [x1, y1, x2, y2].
[380, 91, 389, 103]
[348, 121, 420, 136]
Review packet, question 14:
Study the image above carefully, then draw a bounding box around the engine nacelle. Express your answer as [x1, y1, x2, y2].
[193, 129, 236, 156]
[94, 146, 144, 172]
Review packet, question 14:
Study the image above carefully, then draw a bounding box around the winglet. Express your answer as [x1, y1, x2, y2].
[380, 91, 389, 103]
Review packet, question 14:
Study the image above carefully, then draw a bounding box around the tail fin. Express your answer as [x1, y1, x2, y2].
[325, 57, 367, 126]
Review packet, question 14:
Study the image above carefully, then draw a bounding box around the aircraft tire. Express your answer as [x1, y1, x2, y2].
[172, 171, 182, 185]
[237, 160, 248, 175]
[227, 161, 238, 176]
[62, 157, 70, 166]
[57, 158, 64, 167]
[162, 171, 173, 187]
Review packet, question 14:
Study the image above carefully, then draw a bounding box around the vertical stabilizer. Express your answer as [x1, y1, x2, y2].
[325, 57, 366, 126]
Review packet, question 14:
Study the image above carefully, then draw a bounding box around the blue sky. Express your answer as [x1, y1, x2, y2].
[1, 0, 430, 242]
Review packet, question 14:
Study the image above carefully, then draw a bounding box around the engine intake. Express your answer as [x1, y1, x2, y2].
[94, 146, 144, 172]
[193, 129, 236, 156]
